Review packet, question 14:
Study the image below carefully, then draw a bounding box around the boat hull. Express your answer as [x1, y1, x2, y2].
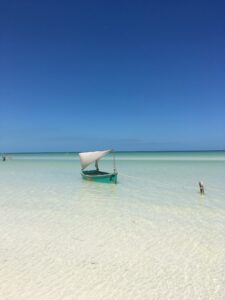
[81, 170, 117, 183]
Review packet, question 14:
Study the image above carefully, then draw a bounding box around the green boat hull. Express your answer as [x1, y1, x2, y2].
[81, 170, 118, 183]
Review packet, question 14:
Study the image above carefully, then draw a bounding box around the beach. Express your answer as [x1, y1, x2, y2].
[0, 152, 225, 299]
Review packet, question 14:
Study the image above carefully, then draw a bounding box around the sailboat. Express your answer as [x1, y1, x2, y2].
[79, 150, 118, 183]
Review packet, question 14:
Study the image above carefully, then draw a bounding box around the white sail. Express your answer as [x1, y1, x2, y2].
[79, 150, 112, 170]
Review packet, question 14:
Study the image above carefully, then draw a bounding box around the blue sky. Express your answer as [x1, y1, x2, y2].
[0, 0, 225, 152]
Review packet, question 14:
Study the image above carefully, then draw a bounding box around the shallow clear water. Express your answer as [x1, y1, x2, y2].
[0, 152, 225, 299]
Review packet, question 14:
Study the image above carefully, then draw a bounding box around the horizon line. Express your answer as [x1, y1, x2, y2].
[2, 149, 225, 155]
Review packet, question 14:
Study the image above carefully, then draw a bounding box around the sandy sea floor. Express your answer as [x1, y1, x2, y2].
[0, 152, 225, 300]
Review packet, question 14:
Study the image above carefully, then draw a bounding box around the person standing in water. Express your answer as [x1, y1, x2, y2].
[199, 181, 205, 194]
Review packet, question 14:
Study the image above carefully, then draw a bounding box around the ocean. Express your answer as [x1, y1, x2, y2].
[0, 151, 225, 299]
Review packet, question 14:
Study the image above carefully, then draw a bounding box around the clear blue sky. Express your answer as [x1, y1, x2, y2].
[0, 0, 225, 152]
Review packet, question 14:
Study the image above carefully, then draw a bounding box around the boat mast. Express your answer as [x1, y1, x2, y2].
[95, 160, 99, 171]
[113, 151, 117, 173]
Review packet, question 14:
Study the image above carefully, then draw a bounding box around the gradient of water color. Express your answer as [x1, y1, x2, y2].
[0, 151, 225, 299]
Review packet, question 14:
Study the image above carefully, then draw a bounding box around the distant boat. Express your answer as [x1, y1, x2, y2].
[79, 150, 118, 183]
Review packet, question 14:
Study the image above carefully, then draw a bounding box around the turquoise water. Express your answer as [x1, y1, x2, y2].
[0, 152, 225, 299]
